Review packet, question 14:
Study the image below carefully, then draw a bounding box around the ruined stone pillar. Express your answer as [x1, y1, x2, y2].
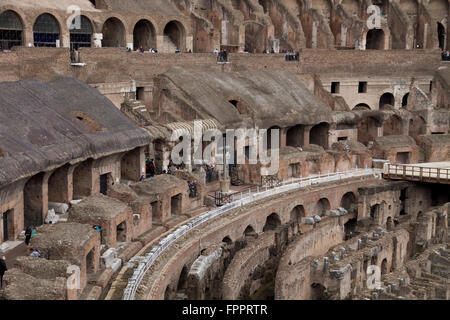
[303, 125, 313, 146]
[157, 35, 165, 52]
[238, 24, 245, 52]
[126, 33, 134, 50]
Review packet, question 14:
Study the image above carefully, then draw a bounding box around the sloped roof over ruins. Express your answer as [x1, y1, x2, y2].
[31, 222, 97, 250]
[69, 194, 130, 221]
[0, 77, 150, 188]
[157, 67, 333, 129]
[130, 174, 187, 198]
[374, 135, 417, 149]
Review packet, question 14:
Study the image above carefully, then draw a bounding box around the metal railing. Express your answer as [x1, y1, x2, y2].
[384, 164, 450, 182]
[122, 167, 377, 300]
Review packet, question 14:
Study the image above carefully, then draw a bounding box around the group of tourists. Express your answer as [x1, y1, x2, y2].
[442, 51, 450, 61]
[285, 50, 300, 61]
[214, 49, 228, 62]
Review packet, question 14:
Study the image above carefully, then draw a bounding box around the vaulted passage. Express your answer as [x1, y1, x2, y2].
[263, 213, 281, 232]
[286, 125, 305, 147]
[102, 17, 126, 47]
[33, 13, 60, 47]
[70, 15, 93, 50]
[245, 22, 266, 53]
[357, 116, 380, 145]
[366, 29, 385, 50]
[0, 10, 23, 50]
[133, 19, 156, 51]
[383, 115, 403, 136]
[310, 123, 329, 149]
[163, 21, 185, 53]
[379, 92, 395, 108]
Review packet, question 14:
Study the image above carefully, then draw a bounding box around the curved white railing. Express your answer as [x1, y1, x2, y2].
[122, 168, 377, 300]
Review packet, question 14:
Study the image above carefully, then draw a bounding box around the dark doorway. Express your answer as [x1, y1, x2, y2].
[86, 248, 96, 274]
[396, 152, 410, 164]
[366, 29, 385, 50]
[309, 123, 330, 149]
[100, 173, 109, 195]
[438, 22, 445, 50]
[171, 194, 182, 216]
[263, 213, 281, 232]
[102, 17, 126, 47]
[133, 19, 156, 51]
[379, 92, 395, 108]
[116, 221, 127, 242]
[2, 210, 13, 242]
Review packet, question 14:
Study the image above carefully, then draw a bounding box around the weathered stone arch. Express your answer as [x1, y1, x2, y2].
[163, 20, 186, 52]
[102, 17, 126, 47]
[133, 19, 156, 51]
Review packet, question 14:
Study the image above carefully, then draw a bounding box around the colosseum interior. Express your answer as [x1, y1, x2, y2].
[0, 0, 449, 304]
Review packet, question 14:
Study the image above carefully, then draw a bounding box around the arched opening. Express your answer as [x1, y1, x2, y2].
[33, 13, 60, 47]
[164, 285, 172, 300]
[353, 103, 371, 110]
[69, 15, 92, 50]
[381, 258, 388, 274]
[357, 116, 380, 145]
[222, 236, 233, 245]
[316, 198, 331, 216]
[0, 10, 23, 50]
[177, 265, 189, 292]
[244, 225, 257, 239]
[309, 122, 329, 149]
[438, 22, 446, 50]
[370, 204, 381, 222]
[266, 126, 281, 150]
[24, 173, 45, 228]
[344, 218, 358, 239]
[228, 99, 248, 114]
[408, 116, 426, 140]
[47, 164, 71, 204]
[386, 216, 394, 231]
[340, 192, 357, 214]
[310, 283, 329, 300]
[286, 124, 305, 147]
[366, 29, 385, 50]
[102, 17, 126, 47]
[383, 115, 403, 136]
[133, 19, 156, 51]
[73, 159, 93, 199]
[163, 20, 186, 53]
[290, 205, 305, 227]
[379, 92, 395, 108]
[245, 22, 266, 53]
[263, 213, 281, 232]
[401, 93, 409, 108]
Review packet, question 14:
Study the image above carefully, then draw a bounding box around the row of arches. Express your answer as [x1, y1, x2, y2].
[0, 10, 187, 51]
[164, 188, 360, 300]
[353, 92, 409, 110]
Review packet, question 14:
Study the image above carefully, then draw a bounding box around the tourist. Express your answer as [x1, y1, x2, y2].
[25, 226, 32, 246]
[0, 256, 7, 288]
[30, 248, 42, 258]
[175, 48, 181, 54]
[149, 159, 156, 177]
[213, 48, 219, 55]
[139, 175, 145, 181]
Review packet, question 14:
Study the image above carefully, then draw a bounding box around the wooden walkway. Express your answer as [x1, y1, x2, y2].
[383, 162, 450, 184]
